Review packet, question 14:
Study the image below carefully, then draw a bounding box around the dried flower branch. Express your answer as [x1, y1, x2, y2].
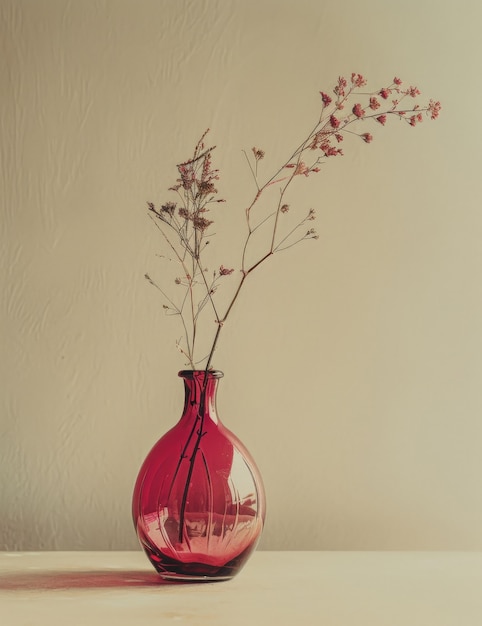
[146, 74, 441, 370]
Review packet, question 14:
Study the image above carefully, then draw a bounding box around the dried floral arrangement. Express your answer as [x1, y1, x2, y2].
[146, 74, 441, 370]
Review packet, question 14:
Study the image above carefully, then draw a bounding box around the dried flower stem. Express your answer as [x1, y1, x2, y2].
[147, 74, 440, 371]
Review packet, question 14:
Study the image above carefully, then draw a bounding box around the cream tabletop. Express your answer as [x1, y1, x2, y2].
[1, 551, 481, 625]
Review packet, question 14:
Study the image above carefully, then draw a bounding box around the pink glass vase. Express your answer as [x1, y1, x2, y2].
[132, 370, 266, 581]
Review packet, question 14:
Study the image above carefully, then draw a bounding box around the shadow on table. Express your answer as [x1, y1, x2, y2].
[0, 570, 185, 590]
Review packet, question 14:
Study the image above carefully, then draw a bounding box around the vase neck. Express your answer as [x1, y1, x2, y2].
[179, 370, 223, 424]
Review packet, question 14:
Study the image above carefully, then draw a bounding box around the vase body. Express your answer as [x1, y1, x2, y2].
[132, 370, 266, 581]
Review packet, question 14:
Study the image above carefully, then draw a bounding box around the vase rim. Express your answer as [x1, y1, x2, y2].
[178, 369, 224, 379]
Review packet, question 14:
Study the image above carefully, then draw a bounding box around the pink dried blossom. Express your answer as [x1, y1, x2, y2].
[198, 180, 217, 196]
[407, 86, 421, 98]
[219, 265, 234, 276]
[201, 152, 212, 180]
[334, 76, 347, 97]
[294, 162, 309, 176]
[310, 129, 330, 150]
[193, 216, 213, 231]
[409, 113, 424, 126]
[376, 115, 387, 125]
[329, 115, 341, 129]
[320, 92, 332, 106]
[369, 97, 381, 110]
[428, 99, 442, 119]
[321, 143, 343, 157]
[351, 73, 367, 87]
[393, 77, 402, 85]
[252, 147, 265, 160]
[178, 164, 195, 190]
[379, 88, 391, 100]
[305, 228, 319, 240]
[161, 201, 177, 216]
[361, 133, 373, 143]
[352, 103, 365, 118]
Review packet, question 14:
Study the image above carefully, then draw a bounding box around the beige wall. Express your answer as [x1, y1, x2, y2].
[2, 0, 481, 550]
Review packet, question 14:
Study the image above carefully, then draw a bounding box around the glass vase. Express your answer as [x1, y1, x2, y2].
[132, 370, 266, 582]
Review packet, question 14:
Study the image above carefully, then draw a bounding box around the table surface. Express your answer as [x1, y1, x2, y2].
[1, 551, 482, 625]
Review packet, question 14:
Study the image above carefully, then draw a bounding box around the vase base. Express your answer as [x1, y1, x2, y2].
[150, 557, 239, 582]
[141, 537, 261, 582]
[159, 573, 233, 583]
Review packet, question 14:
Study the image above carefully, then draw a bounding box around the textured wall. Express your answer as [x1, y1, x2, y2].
[2, 0, 482, 550]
